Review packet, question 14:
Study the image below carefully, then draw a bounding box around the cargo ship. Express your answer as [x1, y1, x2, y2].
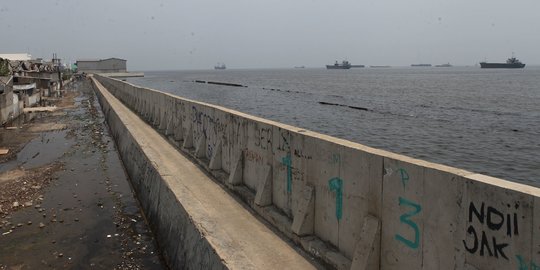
[435, 63, 452, 67]
[214, 63, 226, 70]
[326, 60, 351, 69]
[480, 57, 525, 69]
[411, 64, 432, 67]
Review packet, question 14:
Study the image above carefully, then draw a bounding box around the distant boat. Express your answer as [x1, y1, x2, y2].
[370, 65, 391, 68]
[435, 63, 452, 67]
[294, 66, 305, 69]
[411, 64, 432, 67]
[480, 56, 525, 69]
[214, 63, 226, 70]
[326, 60, 351, 69]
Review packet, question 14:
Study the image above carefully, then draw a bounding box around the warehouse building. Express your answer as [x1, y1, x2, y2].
[76, 58, 127, 73]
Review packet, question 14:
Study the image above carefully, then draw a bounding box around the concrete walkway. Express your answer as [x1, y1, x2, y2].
[92, 78, 319, 269]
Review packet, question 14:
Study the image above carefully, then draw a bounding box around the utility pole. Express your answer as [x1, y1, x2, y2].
[52, 53, 63, 90]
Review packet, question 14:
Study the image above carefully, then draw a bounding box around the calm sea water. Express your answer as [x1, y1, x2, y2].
[127, 67, 540, 187]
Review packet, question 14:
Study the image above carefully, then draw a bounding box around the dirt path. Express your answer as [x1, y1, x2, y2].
[0, 80, 165, 269]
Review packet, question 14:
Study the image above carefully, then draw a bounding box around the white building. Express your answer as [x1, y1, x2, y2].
[0, 53, 32, 61]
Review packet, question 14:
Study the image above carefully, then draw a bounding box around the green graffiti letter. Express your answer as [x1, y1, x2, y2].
[395, 197, 422, 249]
[281, 154, 292, 193]
[328, 177, 343, 221]
[399, 168, 409, 189]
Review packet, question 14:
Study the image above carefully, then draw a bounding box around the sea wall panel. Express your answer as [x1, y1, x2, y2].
[95, 74, 540, 269]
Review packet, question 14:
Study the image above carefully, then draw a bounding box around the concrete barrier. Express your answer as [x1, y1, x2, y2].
[95, 74, 540, 270]
[91, 77, 320, 270]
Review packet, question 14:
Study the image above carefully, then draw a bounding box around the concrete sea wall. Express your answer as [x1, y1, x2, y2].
[92, 78, 228, 269]
[95, 74, 540, 270]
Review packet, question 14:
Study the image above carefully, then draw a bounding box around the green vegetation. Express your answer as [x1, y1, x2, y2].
[0, 58, 10, 76]
[62, 69, 73, 81]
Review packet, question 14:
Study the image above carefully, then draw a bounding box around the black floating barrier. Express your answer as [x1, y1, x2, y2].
[206, 81, 246, 87]
[318, 101, 370, 111]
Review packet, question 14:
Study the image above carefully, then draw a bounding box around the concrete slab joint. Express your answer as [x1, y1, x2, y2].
[159, 109, 168, 131]
[350, 215, 380, 270]
[173, 125, 184, 142]
[165, 112, 174, 136]
[291, 185, 315, 236]
[195, 135, 206, 158]
[152, 105, 159, 126]
[228, 150, 244, 185]
[209, 139, 222, 170]
[255, 165, 273, 206]
[182, 124, 193, 149]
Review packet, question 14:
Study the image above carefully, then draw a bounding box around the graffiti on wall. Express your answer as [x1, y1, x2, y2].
[462, 201, 520, 260]
[189, 105, 229, 158]
[276, 129, 290, 152]
[245, 149, 264, 165]
[328, 177, 343, 221]
[254, 127, 272, 150]
[394, 168, 422, 249]
[191, 105, 227, 139]
[396, 197, 422, 249]
[281, 153, 293, 193]
[516, 255, 539, 270]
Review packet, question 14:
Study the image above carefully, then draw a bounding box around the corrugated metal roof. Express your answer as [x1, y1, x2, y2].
[76, 57, 126, 62]
[76, 59, 101, 62]
[13, 83, 36, 91]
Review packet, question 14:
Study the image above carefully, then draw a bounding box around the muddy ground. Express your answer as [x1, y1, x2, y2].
[0, 80, 165, 269]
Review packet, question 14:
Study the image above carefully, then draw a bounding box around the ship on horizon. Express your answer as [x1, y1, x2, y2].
[480, 56, 525, 69]
[214, 63, 226, 70]
[435, 63, 452, 67]
[411, 63, 432, 67]
[326, 60, 351, 69]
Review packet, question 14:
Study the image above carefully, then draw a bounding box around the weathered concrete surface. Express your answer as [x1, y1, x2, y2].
[91, 76, 319, 270]
[95, 74, 540, 270]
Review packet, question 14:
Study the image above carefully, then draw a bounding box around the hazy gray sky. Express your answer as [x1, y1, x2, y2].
[1, 0, 539, 70]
